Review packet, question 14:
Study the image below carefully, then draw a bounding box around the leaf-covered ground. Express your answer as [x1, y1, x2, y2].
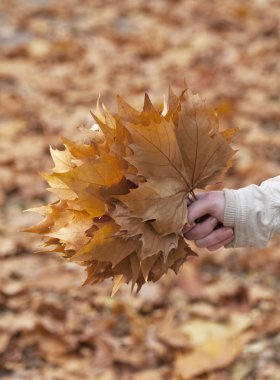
[0, 0, 280, 379]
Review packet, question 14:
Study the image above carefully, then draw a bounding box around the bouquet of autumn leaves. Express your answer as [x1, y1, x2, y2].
[24, 87, 237, 294]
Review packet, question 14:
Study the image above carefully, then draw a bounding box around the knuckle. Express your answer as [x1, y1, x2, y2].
[185, 226, 200, 240]
[184, 232, 192, 240]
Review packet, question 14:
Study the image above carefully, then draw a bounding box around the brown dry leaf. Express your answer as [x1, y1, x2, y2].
[24, 86, 237, 292]
[175, 317, 251, 379]
[0, 332, 10, 355]
[131, 369, 166, 380]
[94, 370, 116, 380]
[175, 90, 237, 190]
[38, 334, 70, 359]
[175, 337, 242, 379]
[72, 221, 140, 267]
[50, 145, 77, 173]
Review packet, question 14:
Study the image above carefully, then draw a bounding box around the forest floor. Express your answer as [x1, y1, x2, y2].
[0, 0, 280, 379]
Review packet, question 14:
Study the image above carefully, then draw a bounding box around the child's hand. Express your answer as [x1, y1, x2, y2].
[183, 191, 234, 251]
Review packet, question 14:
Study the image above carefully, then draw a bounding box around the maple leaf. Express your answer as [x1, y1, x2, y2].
[111, 202, 179, 261]
[175, 90, 237, 190]
[114, 88, 237, 237]
[24, 86, 237, 293]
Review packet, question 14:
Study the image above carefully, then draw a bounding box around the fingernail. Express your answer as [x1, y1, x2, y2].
[225, 228, 233, 238]
[209, 216, 217, 223]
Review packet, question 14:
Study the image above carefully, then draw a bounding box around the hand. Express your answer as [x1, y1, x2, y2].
[183, 191, 234, 251]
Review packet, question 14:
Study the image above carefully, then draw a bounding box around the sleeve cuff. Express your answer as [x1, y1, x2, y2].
[223, 189, 237, 227]
[223, 187, 251, 248]
[223, 185, 268, 248]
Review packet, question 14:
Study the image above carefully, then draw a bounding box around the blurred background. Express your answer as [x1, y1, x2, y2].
[0, 0, 280, 379]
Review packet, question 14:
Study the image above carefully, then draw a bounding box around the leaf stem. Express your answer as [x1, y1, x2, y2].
[190, 190, 197, 200]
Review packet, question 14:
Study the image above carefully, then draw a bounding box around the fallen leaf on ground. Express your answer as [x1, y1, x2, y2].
[175, 317, 252, 379]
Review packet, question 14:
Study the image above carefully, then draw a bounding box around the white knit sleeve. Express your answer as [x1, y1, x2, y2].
[223, 176, 280, 248]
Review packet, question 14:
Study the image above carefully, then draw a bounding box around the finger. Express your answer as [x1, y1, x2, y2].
[183, 216, 219, 240]
[187, 195, 215, 224]
[195, 227, 233, 248]
[182, 222, 196, 235]
[207, 234, 234, 251]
